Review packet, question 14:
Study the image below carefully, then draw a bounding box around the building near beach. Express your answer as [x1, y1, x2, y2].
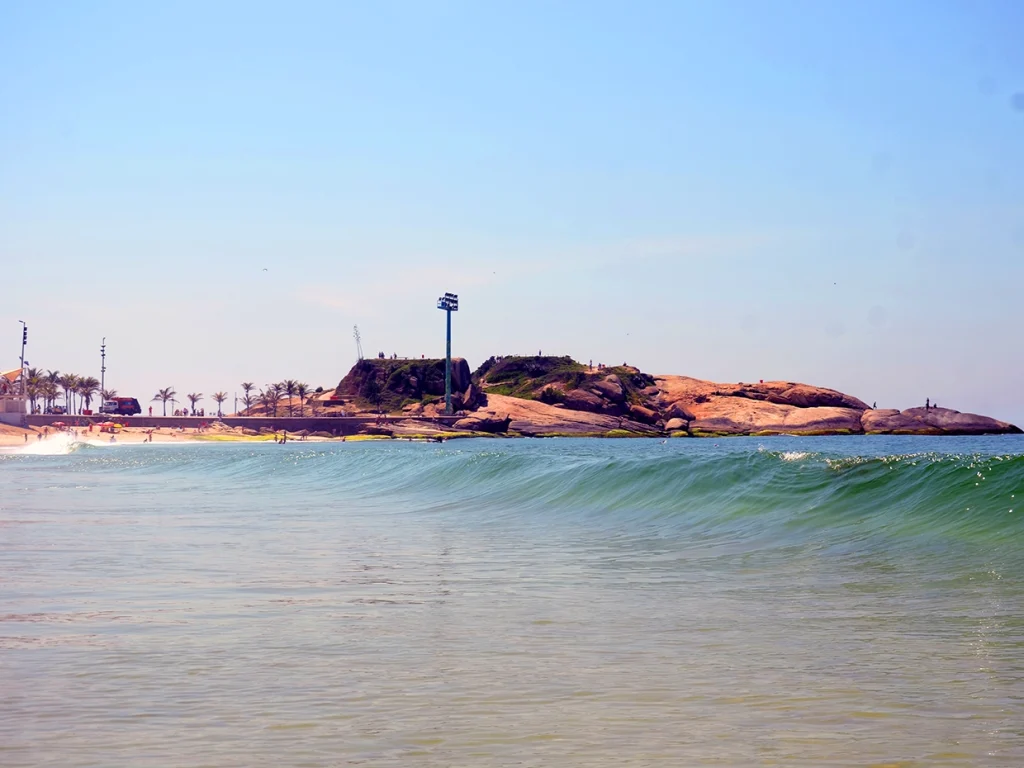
[0, 368, 27, 426]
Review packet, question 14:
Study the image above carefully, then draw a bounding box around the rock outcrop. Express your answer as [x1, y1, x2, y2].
[335, 358, 483, 412]
[655, 375, 1018, 436]
[472, 394, 659, 437]
[862, 406, 1019, 435]
[330, 356, 1020, 437]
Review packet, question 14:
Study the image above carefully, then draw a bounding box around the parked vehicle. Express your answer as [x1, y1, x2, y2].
[99, 397, 142, 416]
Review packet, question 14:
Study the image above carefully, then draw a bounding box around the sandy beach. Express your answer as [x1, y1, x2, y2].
[0, 421, 348, 448]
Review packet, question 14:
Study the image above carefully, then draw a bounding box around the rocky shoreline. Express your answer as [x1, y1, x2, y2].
[326, 357, 1020, 439]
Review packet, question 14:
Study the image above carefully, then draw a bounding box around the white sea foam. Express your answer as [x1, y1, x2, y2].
[14, 433, 110, 456]
[779, 451, 811, 461]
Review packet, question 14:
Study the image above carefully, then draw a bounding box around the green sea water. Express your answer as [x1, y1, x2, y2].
[2, 435, 1023, 766]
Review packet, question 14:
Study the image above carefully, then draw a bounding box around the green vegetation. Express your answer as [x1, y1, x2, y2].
[473, 356, 586, 399]
[539, 386, 566, 405]
[338, 358, 452, 412]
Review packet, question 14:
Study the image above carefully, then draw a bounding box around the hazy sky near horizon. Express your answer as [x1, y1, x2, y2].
[2, 1, 1023, 422]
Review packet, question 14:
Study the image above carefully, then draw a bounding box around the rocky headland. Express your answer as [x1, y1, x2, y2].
[325, 356, 1020, 438]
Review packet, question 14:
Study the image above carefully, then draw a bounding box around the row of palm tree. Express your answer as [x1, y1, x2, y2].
[22, 368, 315, 419]
[150, 388, 230, 416]
[240, 380, 313, 417]
[23, 368, 111, 414]
[149, 382, 314, 417]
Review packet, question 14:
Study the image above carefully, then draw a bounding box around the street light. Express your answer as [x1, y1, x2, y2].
[436, 292, 459, 415]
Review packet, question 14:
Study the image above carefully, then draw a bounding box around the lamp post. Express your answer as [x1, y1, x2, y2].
[100, 337, 106, 396]
[436, 292, 459, 415]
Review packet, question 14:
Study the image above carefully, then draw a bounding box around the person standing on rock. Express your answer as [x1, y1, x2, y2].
[926, 398, 930, 410]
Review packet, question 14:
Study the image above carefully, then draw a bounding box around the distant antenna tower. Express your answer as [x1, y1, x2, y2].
[353, 325, 364, 360]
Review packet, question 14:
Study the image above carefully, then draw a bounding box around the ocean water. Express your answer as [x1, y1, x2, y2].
[1, 435, 1023, 767]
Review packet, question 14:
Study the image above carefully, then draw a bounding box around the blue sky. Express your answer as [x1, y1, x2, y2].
[2, 0, 1022, 422]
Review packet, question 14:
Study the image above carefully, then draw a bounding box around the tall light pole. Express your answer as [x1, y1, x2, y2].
[18, 321, 26, 371]
[18, 321, 27, 400]
[436, 292, 459, 415]
[100, 337, 106, 396]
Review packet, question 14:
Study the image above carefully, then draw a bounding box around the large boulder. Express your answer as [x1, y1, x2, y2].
[903, 407, 1020, 435]
[663, 401, 696, 421]
[664, 417, 689, 431]
[589, 375, 626, 403]
[860, 409, 937, 434]
[564, 388, 612, 414]
[861, 407, 1020, 435]
[628, 404, 660, 424]
[453, 414, 512, 433]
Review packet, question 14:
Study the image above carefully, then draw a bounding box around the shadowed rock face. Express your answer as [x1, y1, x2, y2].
[335, 358, 479, 411]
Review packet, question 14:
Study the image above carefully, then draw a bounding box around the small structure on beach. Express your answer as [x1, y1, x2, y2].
[0, 368, 27, 426]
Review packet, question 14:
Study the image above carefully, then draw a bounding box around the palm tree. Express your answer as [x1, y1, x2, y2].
[153, 387, 176, 416]
[43, 370, 60, 412]
[212, 391, 227, 417]
[241, 382, 255, 414]
[295, 382, 309, 416]
[57, 374, 78, 413]
[260, 383, 281, 417]
[25, 368, 42, 413]
[187, 393, 203, 415]
[41, 379, 59, 412]
[282, 379, 297, 416]
[77, 376, 100, 413]
[26, 376, 41, 414]
[101, 388, 118, 402]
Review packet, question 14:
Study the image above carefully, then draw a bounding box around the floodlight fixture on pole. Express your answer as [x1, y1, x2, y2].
[18, 320, 27, 401]
[18, 321, 26, 370]
[100, 337, 107, 397]
[436, 293, 459, 415]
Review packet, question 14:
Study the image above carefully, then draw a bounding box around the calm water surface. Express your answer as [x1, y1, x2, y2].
[2, 436, 1023, 766]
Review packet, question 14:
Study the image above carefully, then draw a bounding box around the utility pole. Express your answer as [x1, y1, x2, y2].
[435, 293, 459, 415]
[100, 337, 106, 395]
[353, 325, 363, 361]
